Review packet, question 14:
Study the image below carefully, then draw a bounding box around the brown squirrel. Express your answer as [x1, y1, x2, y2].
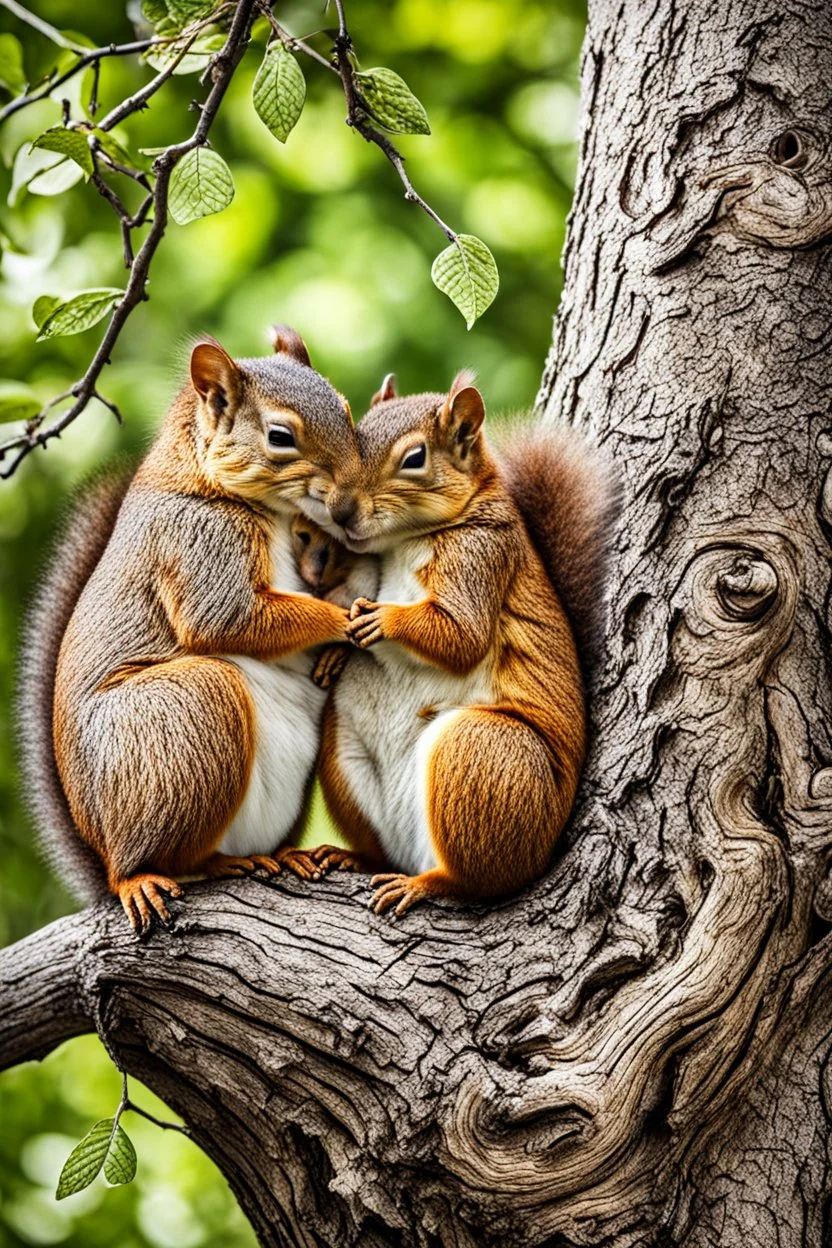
[290, 513, 377, 609]
[316, 372, 619, 915]
[18, 327, 366, 932]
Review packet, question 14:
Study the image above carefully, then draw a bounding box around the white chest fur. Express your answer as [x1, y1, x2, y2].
[219, 513, 326, 856]
[332, 537, 494, 874]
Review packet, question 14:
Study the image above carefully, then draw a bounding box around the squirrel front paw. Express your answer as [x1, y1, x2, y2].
[347, 598, 386, 648]
[312, 644, 350, 688]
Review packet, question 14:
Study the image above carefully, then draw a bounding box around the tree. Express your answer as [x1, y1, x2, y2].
[3, 0, 832, 1243]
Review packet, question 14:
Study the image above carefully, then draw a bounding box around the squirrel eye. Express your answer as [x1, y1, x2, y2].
[400, 443, 427, 472]
[268, 425, 296, 449]
[298, 530, 311, 546]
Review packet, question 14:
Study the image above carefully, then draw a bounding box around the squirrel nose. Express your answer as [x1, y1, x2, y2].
[328, 495, 357, 528]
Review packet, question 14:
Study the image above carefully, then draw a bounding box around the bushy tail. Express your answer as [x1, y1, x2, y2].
[498, 424, 621, 671]
[16, 466, 134, 902]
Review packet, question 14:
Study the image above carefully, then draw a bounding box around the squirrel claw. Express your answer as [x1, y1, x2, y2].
[308, 845, 364, 873]
[202, 849, 324, 883]
[273, 847, 322, 881]
[369, 873, 422, 917]
[370, 870, 454, 917]
[116, 874, 183, 935]
[201, 853, 274, 880]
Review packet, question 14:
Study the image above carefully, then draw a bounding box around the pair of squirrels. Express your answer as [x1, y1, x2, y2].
[18, 326, 617, 932]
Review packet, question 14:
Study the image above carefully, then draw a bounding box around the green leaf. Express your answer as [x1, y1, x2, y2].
[29, 159, 83, 197]
[142, 0, 171, 28]
[0, 33, 26, 94]
[102, 1123, 137, 1186]
[0, 381, 40, 424]
[169, 147, 234, 224]
[56, 1119, 113, 1199]
[32, 294, 61, 328]
[354, 67, 430, 135]
[431, 234, 499, 329]
[31, 127, 93, 178]
[36, 288, 123, 341]
[167, 0, 216, 22]
[9, 145, 84, 204]
[252, 43, 306, 143]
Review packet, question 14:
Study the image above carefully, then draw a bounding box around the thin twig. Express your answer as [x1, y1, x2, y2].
[97, 8, 233, 132]
[0, 0, 87, 51]
[329, 0, 456, 242]
[88, 59, 101, 116]
[0, 35, 162, 124]
[125, 1099, 191, 1136]
[258, 4, 336, 73]
[0, 0, 257, 477]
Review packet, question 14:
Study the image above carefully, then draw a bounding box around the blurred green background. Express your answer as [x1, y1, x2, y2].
[0, 1, 584, 1243]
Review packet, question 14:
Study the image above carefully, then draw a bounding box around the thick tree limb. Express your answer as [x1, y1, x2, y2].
[4, 0, 832, 1244]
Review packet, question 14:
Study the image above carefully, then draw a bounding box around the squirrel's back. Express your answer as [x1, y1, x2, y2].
[16, 467, 134, 901]
[498, 425, 620, 671]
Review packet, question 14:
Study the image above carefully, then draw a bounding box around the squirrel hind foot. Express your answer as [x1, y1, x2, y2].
[369, 869, 455, 917]
[308, 845, 365, 874]
[201, 849, 323, 883]
[115, 873, 184, 935]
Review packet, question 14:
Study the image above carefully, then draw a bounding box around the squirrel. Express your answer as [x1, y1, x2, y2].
[17, 326, 367, 933]
[290, 513, 377, 609]
[316, 371, 619, 915]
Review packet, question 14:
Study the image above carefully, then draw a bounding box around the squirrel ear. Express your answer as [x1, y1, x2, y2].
[371, 373, 397, 406]
[190, 340, 241, 429]
[440, 375, 485, 456]
[269, 324, 312, 367]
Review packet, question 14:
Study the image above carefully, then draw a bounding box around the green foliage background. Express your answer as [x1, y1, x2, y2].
[0, 1, 584, 1243]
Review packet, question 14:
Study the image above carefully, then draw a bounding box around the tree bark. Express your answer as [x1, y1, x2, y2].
[3, 1, 832, 1245]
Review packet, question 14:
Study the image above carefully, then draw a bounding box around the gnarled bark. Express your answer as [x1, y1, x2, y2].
[3, 1, 832, 1244]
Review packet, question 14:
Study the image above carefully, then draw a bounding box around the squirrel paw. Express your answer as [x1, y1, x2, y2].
[202, 850, 323, 882]
[273, 847, 324, 881]
[312, 645, 350, 689]
[347, 599, 385, 649]
[308, 845, 365, 874]
[116, 874, 183, 935]
[369, 871, 452, 917]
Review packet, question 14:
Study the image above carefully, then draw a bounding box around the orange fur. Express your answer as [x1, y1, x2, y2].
[320, 381, 601, 914]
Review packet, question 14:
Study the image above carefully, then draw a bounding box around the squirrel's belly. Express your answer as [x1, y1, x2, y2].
[332, 652, 493, 875]
[219, 656, 326, 857]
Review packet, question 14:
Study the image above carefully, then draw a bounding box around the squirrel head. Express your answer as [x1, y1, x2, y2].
[188, 326, 360, 516]
[290, 513, 354, 595]
[320, 370, 488, 552]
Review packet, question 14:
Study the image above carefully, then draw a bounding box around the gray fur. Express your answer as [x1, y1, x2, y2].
[16, 469, 134, 901]
[240, 357, 353, 446]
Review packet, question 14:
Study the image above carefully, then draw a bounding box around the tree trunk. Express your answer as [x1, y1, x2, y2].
[3, 1, 832, 1244]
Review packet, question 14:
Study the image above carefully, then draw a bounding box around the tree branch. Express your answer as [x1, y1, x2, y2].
[0, 34, 163, 124]
[330, 0, 457, 242]
[0, 0, 256, 479]
[0, 852, 827, 1246]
